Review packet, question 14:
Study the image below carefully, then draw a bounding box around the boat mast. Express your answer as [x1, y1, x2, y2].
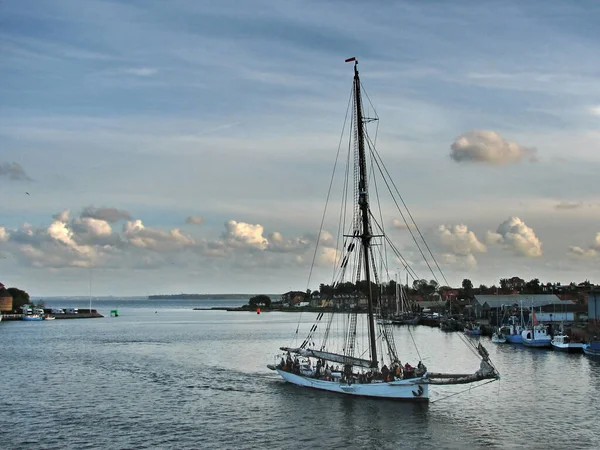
[395, 272, 400, 316]
[350, 58, 378, 368]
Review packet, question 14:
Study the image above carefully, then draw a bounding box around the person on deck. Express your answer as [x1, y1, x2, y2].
[404, 362, 414, 379]
[381, 365, 389, 381]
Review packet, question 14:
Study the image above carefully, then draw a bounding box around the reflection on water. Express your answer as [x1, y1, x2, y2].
[1, 304, 598, 449]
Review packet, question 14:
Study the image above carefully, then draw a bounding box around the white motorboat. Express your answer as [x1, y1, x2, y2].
[551, 333, 583, 353]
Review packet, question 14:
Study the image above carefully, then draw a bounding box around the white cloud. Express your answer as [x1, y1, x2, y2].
[589, 106, 600, 117]
[555, 201, 583, 210]
[486, 217, 542, 257]
[317, 246, 339, 267]
[222, 220, 268, 250]
[266, 231, 310, 253]
[568, 246, 597, 259]
[123, 220, 195, 252]
[122, 67, 158, 77]
[437, 224, 486, 256]
[186, 216, 205, 226]
[450, 130, 537, 165]
[81, 206, 131, 223]
[436, 224, 485, 269]
[440, 252, 478, 270]
[52, 210, 70, 223]
[391, 218, 409, 230]
[569, 232, 600, 259]
[0, 226, 9, 242]
[71, 217, 112, 237]
[0, 210, 321, 272]
[5, 220, 96, 268]
[47, 220, 95, 258]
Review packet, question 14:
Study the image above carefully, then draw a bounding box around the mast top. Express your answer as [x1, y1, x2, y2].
[345, 57, 359, 77]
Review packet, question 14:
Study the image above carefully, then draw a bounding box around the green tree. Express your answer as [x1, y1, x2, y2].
[462, 279, 473, 299]
[8, 287, 30, 311]
[525, 278, 541, 294]
[248, 295, 271, 309]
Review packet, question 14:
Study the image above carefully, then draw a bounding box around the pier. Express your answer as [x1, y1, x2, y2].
[1, 310, 104, 321]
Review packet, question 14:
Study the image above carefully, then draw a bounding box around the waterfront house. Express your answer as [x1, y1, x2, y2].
[280, 291, 306, 307]
[0, 282, 12, 313]
[589, 288, 600, 331]
[473, 294, 575, 320]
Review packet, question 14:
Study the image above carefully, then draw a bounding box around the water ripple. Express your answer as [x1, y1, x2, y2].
[1, 308, 599, 449]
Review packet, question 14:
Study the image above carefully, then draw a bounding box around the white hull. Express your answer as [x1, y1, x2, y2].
[492, 333, 507, 344]
[276, 369, 429, 401]
[522, 338, 551, 348]
[551, 334, 583, 353]
[521, 327, 551, 348]
[551, 342, 583, 352]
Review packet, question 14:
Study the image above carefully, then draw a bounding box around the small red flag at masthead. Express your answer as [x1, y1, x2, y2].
[345, 57, 356, 63]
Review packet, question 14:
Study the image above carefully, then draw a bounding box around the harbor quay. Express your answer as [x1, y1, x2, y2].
[1, 309, 104, 320]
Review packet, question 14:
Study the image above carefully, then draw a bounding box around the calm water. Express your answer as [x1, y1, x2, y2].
[1, 299, 599, 449]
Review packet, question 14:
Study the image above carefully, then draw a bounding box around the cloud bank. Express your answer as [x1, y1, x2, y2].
[0, 209, 331, 271]
[81, 206, 132, 223]
[569, 232, 600, 259]
[486, 217, 542, 257]
[437, 224, 486, 269]
[450, 131, 536, 165]
[186, 216, 205, 225]
[0, 162, 32, 181]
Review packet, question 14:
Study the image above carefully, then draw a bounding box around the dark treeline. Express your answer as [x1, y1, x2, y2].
[310, 277, 596, 303]
[148, 294, 253, 299]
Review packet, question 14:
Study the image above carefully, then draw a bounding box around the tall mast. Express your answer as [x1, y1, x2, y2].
[350, 58, 378, 368]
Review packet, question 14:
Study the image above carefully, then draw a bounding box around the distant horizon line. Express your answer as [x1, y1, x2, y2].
[30, 293, 284, 299]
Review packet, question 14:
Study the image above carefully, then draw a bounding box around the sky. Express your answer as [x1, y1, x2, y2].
[1, 0, 600, 296]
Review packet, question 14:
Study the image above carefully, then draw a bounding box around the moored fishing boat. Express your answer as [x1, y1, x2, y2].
[497, 307, 526, 344]
[550, 333, 583, 353]
[499, 323, 523, 344]
[583, 340, 600, 357]
[22, 314, 43, 321]
[268, 58, 500, 401]
[464, 322, 482, 336]
[491, 332, 507, 344]
[521, 309, 551, 348]
[521, 325, 551, 348]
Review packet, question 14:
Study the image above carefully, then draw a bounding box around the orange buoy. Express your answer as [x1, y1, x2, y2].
[257, 307, 261, 314]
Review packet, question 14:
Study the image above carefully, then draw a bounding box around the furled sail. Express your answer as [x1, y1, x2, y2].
[426, 359, 499, 385]
[280, 347, 374, 368]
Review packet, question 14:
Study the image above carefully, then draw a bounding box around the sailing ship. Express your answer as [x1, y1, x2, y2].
[391, 275, 420, 325]
[267, 58, 499, 401]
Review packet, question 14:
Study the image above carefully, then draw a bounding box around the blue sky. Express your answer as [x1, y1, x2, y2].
[1, 0, 599, 296]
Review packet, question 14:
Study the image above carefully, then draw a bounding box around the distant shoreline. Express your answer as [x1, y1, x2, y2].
[148, 294, 280, 300]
